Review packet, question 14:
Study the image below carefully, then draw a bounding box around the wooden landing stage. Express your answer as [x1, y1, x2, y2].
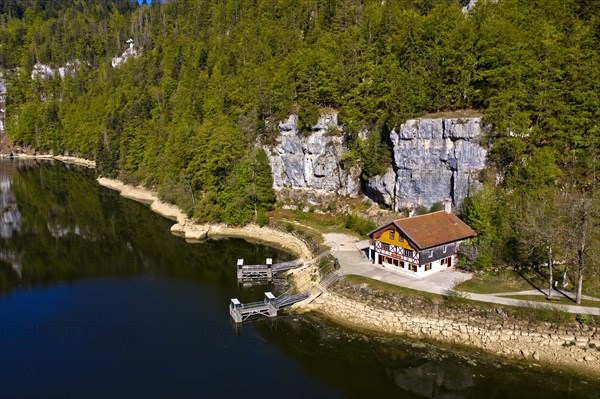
[229, 292, 309, 323]
[236, 258, 303, 280]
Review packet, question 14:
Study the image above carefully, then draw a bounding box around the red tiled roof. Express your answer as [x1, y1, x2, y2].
[370, 211, 476, 250]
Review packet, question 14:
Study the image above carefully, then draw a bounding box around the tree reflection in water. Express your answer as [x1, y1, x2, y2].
[0, 159, 292, 296]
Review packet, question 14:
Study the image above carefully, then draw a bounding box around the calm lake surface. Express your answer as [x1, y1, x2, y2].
[0, 159, 598, 399]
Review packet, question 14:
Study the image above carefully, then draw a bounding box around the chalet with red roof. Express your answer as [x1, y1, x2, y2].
[367, 199, 476, 277]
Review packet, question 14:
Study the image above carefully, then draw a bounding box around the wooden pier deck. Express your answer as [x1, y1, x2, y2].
[229, 292, 309, 323]
[236, 258, 303, 280]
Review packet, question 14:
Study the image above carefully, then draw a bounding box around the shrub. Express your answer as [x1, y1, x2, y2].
[324, 125, 342, 137]
[429, 201, 444, 212]
[443, 288, 471, 310]
[318, 254, 336, 277]
[537, 307, 571, 325]
[514, 304, 572, 326]
[343, 213, 376, 236]
[257, 211, 269, 227]
[415, 205, 429, 215]
[576, 314, 598, 327]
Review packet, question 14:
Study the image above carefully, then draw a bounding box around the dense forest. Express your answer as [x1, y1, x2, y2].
[1, 0, 599, 297]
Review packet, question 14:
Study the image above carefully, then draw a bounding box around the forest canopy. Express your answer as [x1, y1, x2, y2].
[1, 0, 599, 286]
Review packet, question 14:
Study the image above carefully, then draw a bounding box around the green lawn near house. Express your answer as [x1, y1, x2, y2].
[454, 271, 535, 294]
[456, 268, 600, 298]
[343, 274, 443, 301]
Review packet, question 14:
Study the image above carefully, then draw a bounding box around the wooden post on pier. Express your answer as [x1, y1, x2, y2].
[237, 259, 244, 279]
[229, 298, 243, 323]
[264, 292, 277, 317]
[266, 258, 273, 279]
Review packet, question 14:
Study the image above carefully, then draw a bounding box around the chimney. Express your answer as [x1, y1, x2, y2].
[444, 198, 452, 214]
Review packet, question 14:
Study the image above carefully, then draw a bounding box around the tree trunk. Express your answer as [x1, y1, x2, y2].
[547, 245, 554, 297]
[576, 251, 584, 304]
[186, 181, 195, 206]
[576, 211, 588, 304]
[252, 154, 257, 220]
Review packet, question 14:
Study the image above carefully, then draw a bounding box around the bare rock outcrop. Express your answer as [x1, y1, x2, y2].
[265, 113, 361, 206]
[365, 117, 487, 211]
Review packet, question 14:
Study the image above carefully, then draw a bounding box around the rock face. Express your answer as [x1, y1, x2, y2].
[365, 117, 487, 211]
[461, 0, 478, 12]
[462, 0, 499, 13]
[30, 60, 86, 80]
[111, 39, 139, 68]
[266, 114, 486, 209]
[266, 114, 361, 205]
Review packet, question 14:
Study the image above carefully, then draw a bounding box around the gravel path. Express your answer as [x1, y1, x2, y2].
[494, 290, 600, 301]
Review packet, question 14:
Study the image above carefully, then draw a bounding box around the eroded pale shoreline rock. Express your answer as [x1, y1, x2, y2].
[96, 177, 314, 262]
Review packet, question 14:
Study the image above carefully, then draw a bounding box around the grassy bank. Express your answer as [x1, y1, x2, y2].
[268, 209, 377, 238]
[456, 269, 600, 299]
[501, 295, 600, 308]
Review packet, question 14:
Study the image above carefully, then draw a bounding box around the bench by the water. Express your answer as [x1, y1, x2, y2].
[229, 291, 309, 323]
[236, 258, 303, 280]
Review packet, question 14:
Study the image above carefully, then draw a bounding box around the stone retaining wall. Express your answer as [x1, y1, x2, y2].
[306, 291, 600, 374]
[287, 261, 321, 293]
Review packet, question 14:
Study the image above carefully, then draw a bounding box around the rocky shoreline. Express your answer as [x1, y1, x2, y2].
[299, 288, 600, 378]
[96, 177, 314, 262]
[0, 153, 96, 168]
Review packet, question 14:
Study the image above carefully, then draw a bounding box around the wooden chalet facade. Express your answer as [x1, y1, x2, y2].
[367, 208, 476, 278]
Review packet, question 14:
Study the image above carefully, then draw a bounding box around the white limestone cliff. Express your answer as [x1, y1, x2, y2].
[365, 117, 487, 211]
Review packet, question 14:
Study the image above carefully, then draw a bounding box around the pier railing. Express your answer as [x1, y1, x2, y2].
[229, 292, 308, 323]
[236, 258, 303, 280]
[229, 251, 342, 323]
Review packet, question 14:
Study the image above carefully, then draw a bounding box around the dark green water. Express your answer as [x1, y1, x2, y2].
[0, 159, 598, 399]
